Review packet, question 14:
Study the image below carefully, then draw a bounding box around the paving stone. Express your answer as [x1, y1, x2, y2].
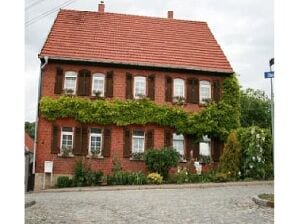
[25, 184, 273, 224]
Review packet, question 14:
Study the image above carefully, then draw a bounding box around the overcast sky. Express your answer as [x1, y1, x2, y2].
[25, 0, 274, 122]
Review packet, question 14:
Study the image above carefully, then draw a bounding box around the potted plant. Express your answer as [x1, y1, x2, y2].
[93, 90, 102, 98]
[131, 152, 144, 160]
[63, 88, 74, 96]
[61, 146, 72, 157]
[90, 148, 101, 158]
[172, 96, 186, 105]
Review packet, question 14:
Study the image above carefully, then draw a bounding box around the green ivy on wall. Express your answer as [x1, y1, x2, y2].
[40, 74, 240, 142]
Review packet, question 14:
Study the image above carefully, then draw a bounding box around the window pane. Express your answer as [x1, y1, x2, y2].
[132, 132, 145, 153]
[199, 142, 210, 156]
[90, 128, 101, 134]
[173, 140, 184, 155]
[62, 134, 72, 149]
[134, 77, 146, 97]
[174, 79, 184, 97]
[200, 81, 211, 102]
[65, 77, 76, 90]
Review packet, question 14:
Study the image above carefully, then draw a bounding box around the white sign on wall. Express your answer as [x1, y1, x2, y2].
[44, 161, 53, 173]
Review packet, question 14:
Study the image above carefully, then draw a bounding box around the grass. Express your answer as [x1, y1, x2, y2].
[259, 193, 274, 203]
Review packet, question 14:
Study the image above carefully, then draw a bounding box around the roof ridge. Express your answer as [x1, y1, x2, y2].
[59, 8, 208, 24]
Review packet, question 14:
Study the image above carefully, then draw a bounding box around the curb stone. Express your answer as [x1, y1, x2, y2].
[252, 195, 274, 208]
[33, 180, 273, 193]
[25, 200, 36, 208]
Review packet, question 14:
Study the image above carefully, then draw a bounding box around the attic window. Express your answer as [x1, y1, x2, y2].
[64, 71, 77, 95]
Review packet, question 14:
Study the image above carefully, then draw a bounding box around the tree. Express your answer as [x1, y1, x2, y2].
[240, 88, 271, 129]
[25, 121, 35, 139]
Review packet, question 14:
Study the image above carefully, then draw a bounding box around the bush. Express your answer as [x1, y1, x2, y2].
[237, 126, 273, 180]
[218, 131, 241, 179]
[147, 173, 163, 184]
[214, 172, 229, 182]
[168, 167, 190, 184]
[56, 176, 72, 188]
[85, 171, 104, 186]
[144, 147, 180, 179]
[107, 171, 147, 185]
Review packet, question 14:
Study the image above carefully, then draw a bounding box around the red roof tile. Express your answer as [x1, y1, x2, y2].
[40, 9, 233, 73]
[25, 132, 34, 152]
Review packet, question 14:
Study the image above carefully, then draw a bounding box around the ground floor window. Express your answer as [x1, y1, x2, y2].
[89, 128, 102, 155]
[61, 127, 73, 152]
[173, 133, 184, 158]
[199, 135, 211, 156]
[132, 131, 145, 153]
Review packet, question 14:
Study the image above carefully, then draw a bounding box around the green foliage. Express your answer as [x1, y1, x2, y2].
[39, 75, 241, 142]
[25, 121, 35, 139]
[240, 88, 271, 129]
[107, 171, 147, 185]
[218, 131, 241, 178]
[236, 126, 273, 179]
[168, 167, 189, 184]
[147, 173, 163, 184]
[214, 172, 229, 182]
[56, 176, 73, 188]
[144, 148, 180, 179]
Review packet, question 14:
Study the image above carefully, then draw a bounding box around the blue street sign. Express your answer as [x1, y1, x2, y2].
[264, 71, 274, 79]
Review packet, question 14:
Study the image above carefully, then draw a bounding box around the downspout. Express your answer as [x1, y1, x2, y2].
[32, 56, 48, 174]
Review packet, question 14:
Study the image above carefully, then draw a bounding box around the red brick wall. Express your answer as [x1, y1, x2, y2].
[36, 62, 226, 175]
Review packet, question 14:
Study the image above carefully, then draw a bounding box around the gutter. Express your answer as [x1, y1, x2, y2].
[32, 56, 48, 174]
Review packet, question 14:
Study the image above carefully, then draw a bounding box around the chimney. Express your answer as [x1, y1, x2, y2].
[98, 1, 105, 13]
[168, 11, 173, 19]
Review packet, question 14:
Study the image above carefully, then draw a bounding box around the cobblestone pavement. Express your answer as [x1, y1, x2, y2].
[25, 183, 273, 224]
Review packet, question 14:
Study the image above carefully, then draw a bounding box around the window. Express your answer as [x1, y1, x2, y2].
[173, 78, 185, 98]
[60, 127, 73, 151]
[132, 131, 145, 153]
[92, 74, 105, 97]
[89, 128, 102, 155]
[134, 76, 146, 98]
[173, 133, 184, 157]
[199, 135, 211, 156]
[64, 71, 77, 94]
[200, 80, 211, 104]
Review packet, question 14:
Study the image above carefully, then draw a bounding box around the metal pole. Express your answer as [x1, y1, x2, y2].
[270, 62, 274, 169]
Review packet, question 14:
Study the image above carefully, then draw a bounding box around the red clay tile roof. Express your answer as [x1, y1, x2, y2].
[40, 9, 233, 73]
[25, 132, 34, 152]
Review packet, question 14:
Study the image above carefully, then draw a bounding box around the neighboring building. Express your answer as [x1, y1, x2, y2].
[34, 3, 233, 190]
[25, 132, 34, 191]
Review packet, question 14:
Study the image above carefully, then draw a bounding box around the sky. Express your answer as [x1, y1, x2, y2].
[25, 0, 274, 122]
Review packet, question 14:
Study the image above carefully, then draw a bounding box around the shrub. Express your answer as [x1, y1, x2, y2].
[107, 171, 147, 185]
[144, 147, 180, 179]
[85, 171, 104, 186]
[218, 131, 241, 179]
[236, 126, 273, 180]
[147, 173, 163, 184]
[214, 172, 229, 182]
[168, 167, 190, 184]
[56, 176, 72, 188]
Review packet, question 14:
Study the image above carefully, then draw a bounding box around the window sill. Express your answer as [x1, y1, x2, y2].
[179, 159, 187, 163]
[58, 152, 74, 158]
[129, 158, 144, 161]
[86, 154, 104, 159]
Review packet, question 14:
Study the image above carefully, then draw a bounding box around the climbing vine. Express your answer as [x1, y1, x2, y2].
[40, 74, 240, 141]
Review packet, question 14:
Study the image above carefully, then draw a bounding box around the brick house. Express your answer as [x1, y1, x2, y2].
[34, 3, 233, 190]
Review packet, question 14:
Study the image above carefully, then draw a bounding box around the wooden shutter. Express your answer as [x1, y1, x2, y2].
[186, 136, 199, 160]
[145, 129, 154, 150]
[81, 127, 88, 156]
[126, 73, 133, 99]
[211, 138, 221, 162]
[102, 129, 111, 157]
[78, 69, 91, 96]
[123, 128, 132, 158]
[186, 78, 193, 103]
[213, 80, 221, 103]
[51, 125, 60, 154]
[54, 67, 63, 94]
[164, 128, 172, 147]
[73, 127, 82, 155]
[165, 76, 173, 102]
[105, 71, 114, 97]
[148, 75, 155, 100]
[193, 79, 200, 103]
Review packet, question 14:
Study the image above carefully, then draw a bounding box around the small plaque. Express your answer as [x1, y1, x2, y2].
[44, 161, 53, 173]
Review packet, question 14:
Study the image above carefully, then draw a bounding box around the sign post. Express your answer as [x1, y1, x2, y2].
[43, 161, 53, 189]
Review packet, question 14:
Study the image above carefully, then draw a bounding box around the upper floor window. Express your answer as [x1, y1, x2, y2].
[132, 130, 145, 153]
[199, 135, 211, 156]
[173, 78, 185, 98]
[64, 71, 77, 95]
[92, 74, 105, 97]
[89, 128, 102, 155]
[173, 133, 184, 157]
[134, 76, 146, 98]
[60, 127, 73, 151]
[200, 80, 211, 104]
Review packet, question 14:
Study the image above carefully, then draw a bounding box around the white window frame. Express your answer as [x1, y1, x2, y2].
[60, 127, 74, 152]
[132, 131, 145, 153]
[89, 128, 102, 155]
[199, 135, 211, 156]
[92, 73, 105, 97]
[134, 76, 146, 99]
[200, 80, 211, 104]
[173, 78, 185, 98]
[64, 71, 77, 94]
[173, 133, 185, 157]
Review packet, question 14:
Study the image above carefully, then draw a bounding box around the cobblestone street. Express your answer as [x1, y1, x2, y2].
[25, 183, 273, 224]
